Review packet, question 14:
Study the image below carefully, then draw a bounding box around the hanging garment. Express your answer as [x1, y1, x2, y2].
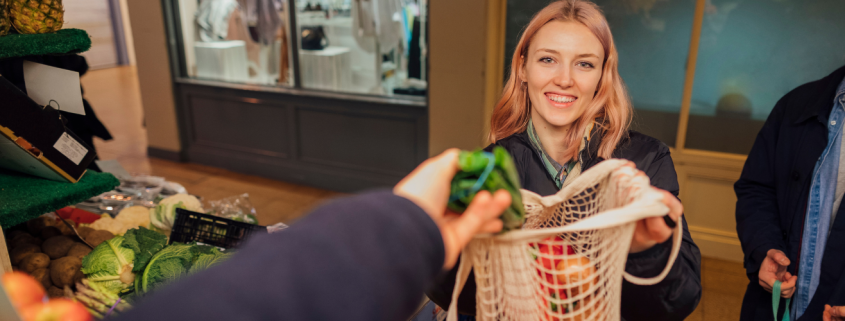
[226, 6, 261, 76]
[407, 18, 421, 79]
[373, 0, 404, 54]
[196, 0, 239, 42]
[352, 0, 405, 54]
[352, 0, 377, 53]
[277, 12, 290, 84]
[238, 0, 283, 45]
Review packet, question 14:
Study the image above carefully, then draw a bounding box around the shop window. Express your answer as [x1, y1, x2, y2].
[687, 0, 845, 154]
[177, 0, 295, 86]
[595, 0, 696, 147]
[293, 0, 427, 96]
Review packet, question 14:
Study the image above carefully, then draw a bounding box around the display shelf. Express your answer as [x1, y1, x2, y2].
[0, 168, 118, 228]
[0, 29, 91, 59]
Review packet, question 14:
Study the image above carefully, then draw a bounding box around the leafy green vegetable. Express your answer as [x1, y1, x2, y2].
[189, 245, 232, 274]
[135, 243, 235, 295]
[80, 227, 171, 309]
[122, 227, 168, 273]
[139, 243, 194, 294]
[81, 236, 136, 298]
[447, 147, 526, 232]
[149, 194, 203, 233]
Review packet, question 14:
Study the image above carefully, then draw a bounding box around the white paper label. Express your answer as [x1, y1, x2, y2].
[23, 61, 86, 115]
[53, 132, 88, 165]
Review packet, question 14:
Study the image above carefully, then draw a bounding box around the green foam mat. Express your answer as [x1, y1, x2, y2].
[0, 168, 119, 228]
[0, 29, 91, 59]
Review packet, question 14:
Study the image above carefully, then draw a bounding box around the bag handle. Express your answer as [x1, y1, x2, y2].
[446, 255, 473, 321]
[622, 217, 684, 285]
[772, 280, 791, 321]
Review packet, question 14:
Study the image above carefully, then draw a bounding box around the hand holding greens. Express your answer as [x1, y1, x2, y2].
[447, 147, 525, 232]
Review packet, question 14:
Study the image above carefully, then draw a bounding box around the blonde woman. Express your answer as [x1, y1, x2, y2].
[428, 1, 701, 319]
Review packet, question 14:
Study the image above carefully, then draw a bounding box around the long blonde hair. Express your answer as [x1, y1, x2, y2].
[489, 0, 632, 161]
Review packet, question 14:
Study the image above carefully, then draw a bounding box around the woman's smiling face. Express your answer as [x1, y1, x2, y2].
[521, 20, 604, 132]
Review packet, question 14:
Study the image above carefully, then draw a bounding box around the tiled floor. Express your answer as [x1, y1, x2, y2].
[81, 65, 749, 320]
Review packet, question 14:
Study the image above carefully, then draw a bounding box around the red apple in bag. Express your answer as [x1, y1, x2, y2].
[531, 236, 576, 286]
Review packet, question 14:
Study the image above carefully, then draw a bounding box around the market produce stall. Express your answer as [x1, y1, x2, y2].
[2, 171, 275, 320]
[0, 2, 280, 319]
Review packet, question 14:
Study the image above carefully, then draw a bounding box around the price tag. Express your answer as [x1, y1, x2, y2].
[53, 132, 88, 165]
[23, 61, 85, 115]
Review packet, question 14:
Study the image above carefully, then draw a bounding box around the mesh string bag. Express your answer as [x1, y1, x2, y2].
[446, 159, 684, 321]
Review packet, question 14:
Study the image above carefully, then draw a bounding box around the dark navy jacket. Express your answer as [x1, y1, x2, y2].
[735, 65, 845, 321]
[118, 191, 444, 321]
[428, 129, 702, 321]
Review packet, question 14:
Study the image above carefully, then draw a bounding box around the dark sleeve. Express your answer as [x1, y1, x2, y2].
[620, 146, 702, 321]
[734, 96, 788, 277]
[117, 191, 445, 321]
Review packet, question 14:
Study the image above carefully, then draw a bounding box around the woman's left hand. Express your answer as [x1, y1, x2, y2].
[619, 162, 683, 253]
[630, 188, 683, 253]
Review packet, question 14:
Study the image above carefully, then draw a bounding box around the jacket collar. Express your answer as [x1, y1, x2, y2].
[515, 120, 605, 158]
[794, 65, 845, 125]
[581, 121, 605, 169]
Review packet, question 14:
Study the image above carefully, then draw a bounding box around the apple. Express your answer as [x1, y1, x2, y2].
[2, 272, 46, 309]
[19, 298, 92, 321]
[556, 256, 597, 297]
[531, 237, 577, 288]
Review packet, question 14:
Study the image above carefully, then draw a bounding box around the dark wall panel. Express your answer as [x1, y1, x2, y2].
[176, 83, 428, 192]
[189, 96, 291, 158]
[297, 109, 419, 175]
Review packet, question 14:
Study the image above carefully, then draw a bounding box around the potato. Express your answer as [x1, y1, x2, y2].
[47, 286, 64, 298]
[31, 268, 52, 289]
[66, 243, 92, 260]
[42, 236, 75, 259]
[85, 230, 115, 247]
[73, 269, 85, 285]
[20, 253, 50, 274]
[76, 226, 94, 239]
[6, 230, 29, 240]
[9, 233, 41, 249]
[40, 226, 63, 240]
[50, 256, 82, 288]
[11, 243, 41, 265]
[27, 216, 55, 235]
[55, 222, 75, 236]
